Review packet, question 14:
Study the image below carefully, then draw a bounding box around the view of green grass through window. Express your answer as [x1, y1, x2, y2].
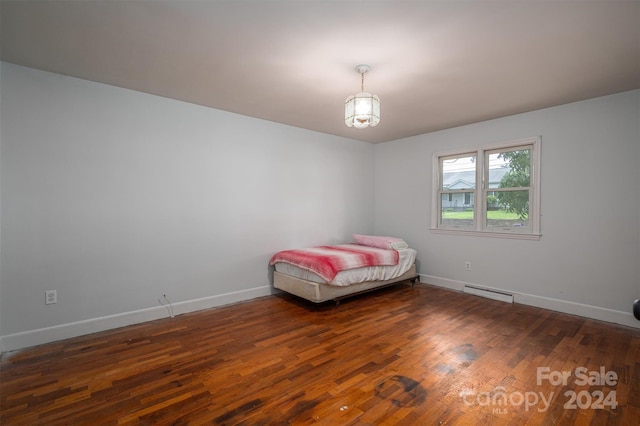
[439, 146, 532, 233]
[486, 148, 530, 231]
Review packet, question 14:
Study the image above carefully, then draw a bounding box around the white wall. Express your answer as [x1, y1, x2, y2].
[0, 63, 375, 350]
[0, 63, 3, 344]
[374, 90, 640, 327]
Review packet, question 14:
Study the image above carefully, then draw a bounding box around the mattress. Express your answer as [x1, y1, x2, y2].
[273, 248, 417, 286]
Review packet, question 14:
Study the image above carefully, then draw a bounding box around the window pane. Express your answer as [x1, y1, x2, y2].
[486, 190, 529, 231]
[432, 137, 539, 237]
[442, 155, 476, 190]
[441, 192, 474, 229]
[489, 149, 530, 189]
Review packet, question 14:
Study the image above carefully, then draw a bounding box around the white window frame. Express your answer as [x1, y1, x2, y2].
[430, 136, 541, 240]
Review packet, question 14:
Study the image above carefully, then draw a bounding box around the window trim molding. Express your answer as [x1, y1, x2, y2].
[430, 136, 541, 240]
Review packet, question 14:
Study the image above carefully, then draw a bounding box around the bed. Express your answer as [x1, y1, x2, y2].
[269, 235, 418, 304]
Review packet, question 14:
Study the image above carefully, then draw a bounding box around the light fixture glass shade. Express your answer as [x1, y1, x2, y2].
[345, 92, 380, 128]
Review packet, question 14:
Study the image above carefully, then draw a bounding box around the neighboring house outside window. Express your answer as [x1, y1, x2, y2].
[431, 136, 541, 240]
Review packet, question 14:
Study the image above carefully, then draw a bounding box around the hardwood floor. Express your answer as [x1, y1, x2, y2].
[2, 283, 640, 425]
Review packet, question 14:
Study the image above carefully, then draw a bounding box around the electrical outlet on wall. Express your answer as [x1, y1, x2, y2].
[45, 290, 57, 305]
[464, 261, 472, 271]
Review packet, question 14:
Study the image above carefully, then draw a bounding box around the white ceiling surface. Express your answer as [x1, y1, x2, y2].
[1, 1, 639, 144]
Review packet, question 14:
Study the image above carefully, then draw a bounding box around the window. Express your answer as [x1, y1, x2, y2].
[431, 137, 541, 239]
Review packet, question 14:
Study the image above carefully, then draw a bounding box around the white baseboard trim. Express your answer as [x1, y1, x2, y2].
[1, 285, 273, 353]
[419, 274, 640, 329]
[419, 274, 466, 291]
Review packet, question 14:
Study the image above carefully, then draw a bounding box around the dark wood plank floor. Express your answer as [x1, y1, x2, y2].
[2, 283, 640, 425]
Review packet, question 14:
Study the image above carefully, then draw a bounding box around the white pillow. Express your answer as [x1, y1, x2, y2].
[353, 234, 409, 250]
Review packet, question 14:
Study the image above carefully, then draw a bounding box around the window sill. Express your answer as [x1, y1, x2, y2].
[430, 228, 541, 241]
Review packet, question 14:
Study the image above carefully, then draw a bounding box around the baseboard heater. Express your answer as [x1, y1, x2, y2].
[463, 285, 514, 303]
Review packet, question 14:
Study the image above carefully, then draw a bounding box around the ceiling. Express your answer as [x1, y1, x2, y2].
[1, 1, 639, 144]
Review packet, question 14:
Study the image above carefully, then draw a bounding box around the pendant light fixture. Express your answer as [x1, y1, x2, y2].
[345, 64, 380, 128]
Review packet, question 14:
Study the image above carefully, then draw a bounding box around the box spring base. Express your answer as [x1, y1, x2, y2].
[273, 264, 417, 304]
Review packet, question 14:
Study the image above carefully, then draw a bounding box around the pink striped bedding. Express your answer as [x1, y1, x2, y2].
[269, 244, 400, 282]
